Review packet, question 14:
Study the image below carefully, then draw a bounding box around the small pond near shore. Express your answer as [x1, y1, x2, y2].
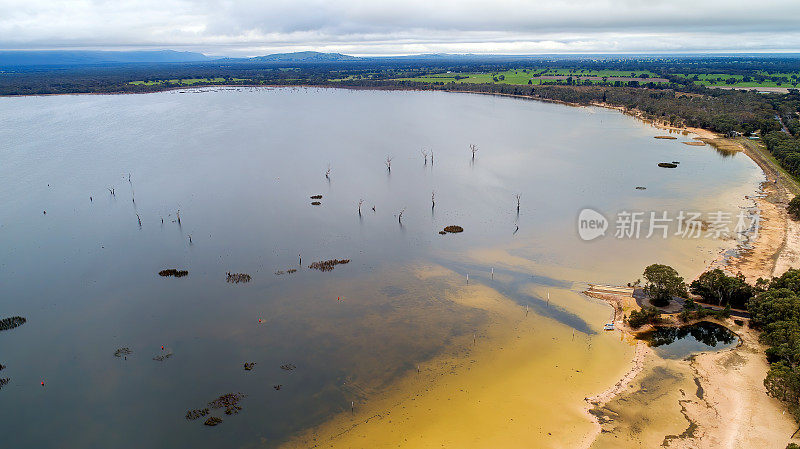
[638, 321, 739, 359]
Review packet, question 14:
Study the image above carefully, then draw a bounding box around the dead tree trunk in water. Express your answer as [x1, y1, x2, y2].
[470, 144, 478, 160]
[421, 149, 428, 165]
[386, 156, 393, 173]
[431, 191, 435, 208]
[515, 194, 521, 212]
[358, 199, 364, 215]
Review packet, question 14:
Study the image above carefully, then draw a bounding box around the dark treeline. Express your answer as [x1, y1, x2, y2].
[764, 131, 800, 179]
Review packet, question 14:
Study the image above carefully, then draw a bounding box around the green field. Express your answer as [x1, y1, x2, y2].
[391, 68, 664, 86]
[676, 73, 800, 88]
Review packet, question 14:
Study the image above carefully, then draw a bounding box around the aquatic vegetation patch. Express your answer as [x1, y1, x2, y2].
[658, 162, 678, 168]
[0, 316, 26, 331]
[443, 225, 464, 233]
[635, 186, 647, 190]
[308, 259, 350, 272]
[310, 195, 323, 199]
[185, 408, 209, 420]
[280, 363, 296, 371]
[158, 269, 188, 278]
[275, 268, 298, 275]
[226, 272, 252, 283]
[654, 135, 678, 140]
[273, 384, 282, 390]
[204, 416, 223, 426]
[209, 392, 247, 415]
[243, 362, 256, 371]
[153, 353, 173, 362]
[311, 201, 321, 205]
[0, 378, 9, 390]
[683, 141, 706, 146]
[113, 347, 132, 358]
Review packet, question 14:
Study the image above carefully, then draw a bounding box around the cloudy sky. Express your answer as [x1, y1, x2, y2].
[1, 0, 799, 56]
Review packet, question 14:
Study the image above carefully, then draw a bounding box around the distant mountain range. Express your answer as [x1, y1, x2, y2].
[2, 49, 798, 68]
[244, 51, 359, 62]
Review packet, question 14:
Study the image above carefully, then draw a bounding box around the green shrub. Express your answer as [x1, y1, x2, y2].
[627, 307, 662, 329]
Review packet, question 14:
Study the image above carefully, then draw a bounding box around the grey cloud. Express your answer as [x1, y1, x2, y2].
[0, 0, 798, 54]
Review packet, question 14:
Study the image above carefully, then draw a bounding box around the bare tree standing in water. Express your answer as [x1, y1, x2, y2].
[386, 156, 393, 172]
[470, 144, 478, 161]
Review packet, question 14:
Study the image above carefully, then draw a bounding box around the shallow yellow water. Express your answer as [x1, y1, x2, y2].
[282, 264, 633, 448]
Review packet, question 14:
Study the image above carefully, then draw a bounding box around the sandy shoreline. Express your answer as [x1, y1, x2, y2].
[581, 122, 800, 448]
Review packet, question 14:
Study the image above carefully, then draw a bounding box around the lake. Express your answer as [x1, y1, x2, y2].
[0, 87, 763, 448]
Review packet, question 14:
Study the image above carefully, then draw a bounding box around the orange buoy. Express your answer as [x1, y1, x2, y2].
[41, 381, 44, 386]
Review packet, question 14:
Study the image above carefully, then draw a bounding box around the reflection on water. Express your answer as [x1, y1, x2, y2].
[0, 87, 762, 448]
[638, 321, 739, 359]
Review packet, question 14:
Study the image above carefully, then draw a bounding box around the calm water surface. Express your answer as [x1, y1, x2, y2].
[0, 87, 761, 448]
[639, 321, 740, 359]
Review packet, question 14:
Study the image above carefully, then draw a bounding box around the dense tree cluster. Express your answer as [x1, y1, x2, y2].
[689, 269, 756, 309]
[764, 131, 800, 179]
[748, 269, 800, 421]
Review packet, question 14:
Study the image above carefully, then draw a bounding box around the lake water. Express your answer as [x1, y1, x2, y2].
[0, 87, 763, 448]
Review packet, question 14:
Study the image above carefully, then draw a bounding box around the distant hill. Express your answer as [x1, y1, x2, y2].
[246, 51, 361, 62]
[0, 50, 211, 67]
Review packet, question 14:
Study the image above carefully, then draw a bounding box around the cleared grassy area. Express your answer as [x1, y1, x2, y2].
[391, 68, 665, 86]
[128, 77, 250, 86]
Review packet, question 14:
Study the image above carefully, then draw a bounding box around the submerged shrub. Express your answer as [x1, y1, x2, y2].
[0, 316, 26, 331]
[308, 259, 350, 272]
